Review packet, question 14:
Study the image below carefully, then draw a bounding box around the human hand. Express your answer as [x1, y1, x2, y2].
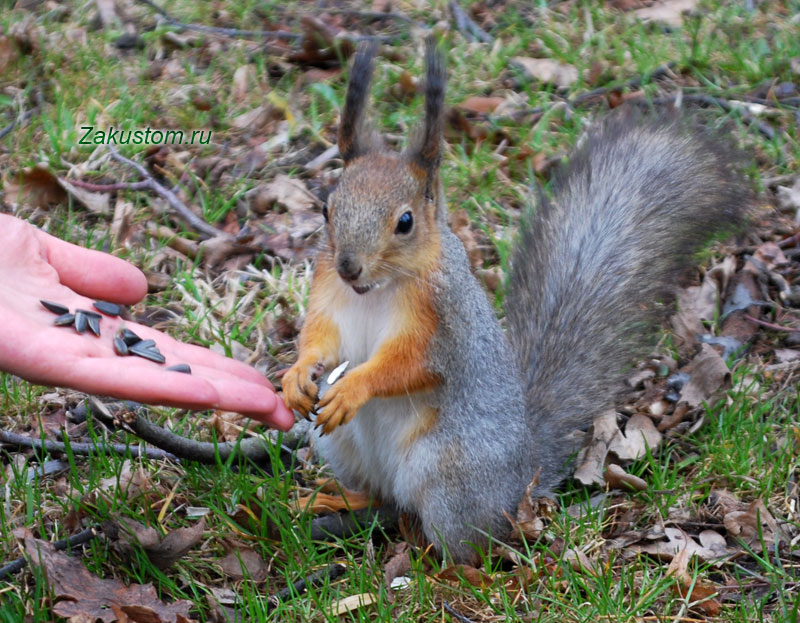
[0, 213, 294, 430]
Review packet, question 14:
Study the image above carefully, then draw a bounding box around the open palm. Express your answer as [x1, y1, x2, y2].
[0, 214, 293, 430]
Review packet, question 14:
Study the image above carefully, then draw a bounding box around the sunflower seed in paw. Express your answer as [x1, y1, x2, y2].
[41, 300, 69, 315]
[113, 336, 129, 356]
[327, 360, 350, 385]
[166, 364, 192, 374]
[129, 342, 165, 363]
[53, 313, 75, 327]
[93, 300, 122, 316]
[119, 328, 142, 346]
[74, 311, 88, 334]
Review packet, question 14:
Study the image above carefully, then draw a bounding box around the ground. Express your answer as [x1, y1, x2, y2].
[1, 0, 800, 621]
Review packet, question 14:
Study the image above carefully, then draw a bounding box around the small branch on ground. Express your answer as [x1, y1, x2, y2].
[67, 179, 152, 192]
[80, 398, 296, 466]
[324, 8, 414, 23]
[448, 1, 493, 44]
[443, 601, 477, 623]
[570, 62, 676, 107]
[136, 0, 396, 44]
[309, 507, 398, 541]
[0, 90, 44, 142]
[106, 144, 224, 239]
[267, 563, 348, 612]
[744, 314, 800, 332]
[0, 429, 177, 461]
[0, 526, 99, 581]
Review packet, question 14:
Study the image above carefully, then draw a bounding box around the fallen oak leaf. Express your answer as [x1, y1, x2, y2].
[436, 564, 492, 588]
[17, 528, 195, 623]
[666, 545, 721, 616]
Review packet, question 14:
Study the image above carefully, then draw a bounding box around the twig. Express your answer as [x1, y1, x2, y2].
[81, 399, 291, 466]
[0, 526, 99, 581]
[448, 1, 493, 44]
[106, 144, 224, 239]
[267, 563, 347, 612]
[778, 231, 800, 249]
[744, 314, 800, 332]
[324, 8, 414, 23]
[136, 0, 300, 40]
[570, 62, 676, 106]
[310, 506, 398, 541]
[136, 0, 394, 44]
[443, 600, 477, 623]
[645, 94, 776, 140]
[67, 179, 152, 192]
[0, 429, 177, 461]
[0, 108, 38, 141]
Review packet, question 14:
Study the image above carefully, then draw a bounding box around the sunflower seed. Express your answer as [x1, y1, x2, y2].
[137, 339, 156, 349]
[93, 300, 122, 316]
[129, 341, 165, 363]
[166, 364, 192, 374]
[86, 313, 101, 336]
[327, 360, 350, 385]
[113, 336, 129, 356]
[119, 328, 142, 346]
[53, 313, 75, 327]
[41, 300, 69, 315]
[74, 311, 88, 334]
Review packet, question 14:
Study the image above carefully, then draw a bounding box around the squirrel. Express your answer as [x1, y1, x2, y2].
[281, 38, 750, 564]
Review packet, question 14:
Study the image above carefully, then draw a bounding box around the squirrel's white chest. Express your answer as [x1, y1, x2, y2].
[329, 286, 399, 365]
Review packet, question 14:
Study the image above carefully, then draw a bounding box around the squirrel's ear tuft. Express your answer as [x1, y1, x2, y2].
[339, 41, 378, 165]
[408, 36, 446, 199]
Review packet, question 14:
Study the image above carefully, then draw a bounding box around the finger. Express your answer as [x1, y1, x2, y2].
[63, 357, 294, 430]
[34, 228, 148, 304]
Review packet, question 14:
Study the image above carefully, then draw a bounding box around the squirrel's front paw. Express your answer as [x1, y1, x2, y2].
[316, 375, 369, 434]
[282, 361, 321, 419]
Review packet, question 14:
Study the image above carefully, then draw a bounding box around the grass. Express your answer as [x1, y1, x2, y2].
[2, 0, 800, 621]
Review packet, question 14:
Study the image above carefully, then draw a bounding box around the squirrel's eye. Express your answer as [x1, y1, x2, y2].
[395, 210, 413, 234]
[322, 204, 329, 222]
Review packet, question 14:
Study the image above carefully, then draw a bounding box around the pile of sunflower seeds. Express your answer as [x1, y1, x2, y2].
[41, 299, 191, 374]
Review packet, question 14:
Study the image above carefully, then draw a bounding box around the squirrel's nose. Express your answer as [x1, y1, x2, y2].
[337, 255, 363, 282]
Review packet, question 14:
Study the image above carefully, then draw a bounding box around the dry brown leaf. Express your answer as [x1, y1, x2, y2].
[512, 57, 578, 88]
[0, 36, 19, 72]
[574, 410, 619, 486]
[604, 463, 647, 491]
[666, 546, 721, 616]
[232, 105, 269, 130]
[248, 175, 318, 214]
[774, 348, 800, 363]
[437, 564, 492, 588]
[146, 519, 206, 570]
[723, 499, 782, 550]
[450, 209, 483, 270]
[4, 164, 67, 209]
[109, 518, 205, 570]
[217, 546, 268, 582]
[506, 475, 556, 541]
[232, 65, 255, 102]
[458, 96, 506, 115]
[330, 593, 378, 616]
[608, 414, 662, 461]
[679, 344, 731, 408]
[17, 529, 195, 623]
[635, 527, 730, 562]
[383, 543, 412, 602]
[633, 0, 699, 26]
[110, 199, 136, 246]
[58, 178, 111, 214]
[293, 489, 374, 513]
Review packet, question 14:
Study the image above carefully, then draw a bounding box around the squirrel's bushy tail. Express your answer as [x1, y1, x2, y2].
[506, 112, 750, 488]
